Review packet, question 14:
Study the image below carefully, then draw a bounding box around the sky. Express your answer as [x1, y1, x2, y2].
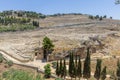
[0, 0, 120, 19]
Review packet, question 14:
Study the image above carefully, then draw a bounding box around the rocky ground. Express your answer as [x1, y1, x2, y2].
[0, 14, 120, 61]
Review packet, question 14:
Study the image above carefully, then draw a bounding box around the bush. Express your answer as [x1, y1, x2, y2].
[95, 15, 99, 19]
[0, 54, 3, 63]
[52, 61, 57, 68]
[7, 60, 13, 67]
[89, 15, 94, 20]
[44, 64, 51, 78]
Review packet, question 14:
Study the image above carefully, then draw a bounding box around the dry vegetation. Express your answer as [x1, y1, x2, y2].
[0, 14, 120, 79]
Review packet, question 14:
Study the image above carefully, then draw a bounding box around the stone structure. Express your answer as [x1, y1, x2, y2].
[34, 48, 44, 60]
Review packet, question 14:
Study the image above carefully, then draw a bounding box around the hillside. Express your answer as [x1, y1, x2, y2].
[0, 10, 46, 32]
[0, 13, 120, 59]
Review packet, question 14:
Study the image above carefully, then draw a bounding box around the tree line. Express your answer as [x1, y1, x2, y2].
[42, 36, 120, 80]
[89, 15, 112, 20]
[0, 10, 46, 19]
[55, 47, 120, 80]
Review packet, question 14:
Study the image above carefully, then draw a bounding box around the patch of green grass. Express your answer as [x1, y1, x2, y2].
[2, 69, 44, 80]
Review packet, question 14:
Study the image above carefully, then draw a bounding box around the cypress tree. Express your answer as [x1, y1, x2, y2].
[71, 52, 75, 77]
[56, 60, 60, 76]
[69, 53, 72, 77]
[69, 52, 75, 79]
[83, 47, 91, 79]
[94, 59, 102, 80]
[74, 53, 77, 80]
[61, 66, 64, 78]
[63, 59, 67, 79]
[116, 60, 120, 80]
[59, 59, 62, 77]
[101, 66, 107, 80]
[74, 64, 77, 80]
[75, 53, 78, 67]
[77, 56, 82, 80]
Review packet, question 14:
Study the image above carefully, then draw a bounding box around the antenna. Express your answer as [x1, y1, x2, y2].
[115, 0, 120, 4]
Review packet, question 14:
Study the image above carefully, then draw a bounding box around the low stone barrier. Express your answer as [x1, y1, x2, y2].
[14, 62, 57, 78]
[0, 49, 29, 63]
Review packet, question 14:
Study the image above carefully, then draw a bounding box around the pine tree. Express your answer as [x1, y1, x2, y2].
[101, 66, 107, 80]
[94, 59, 102, 80]
[56, 60, 60, 76]
[116, 60, 120, 80]
[77, 56, 82, 80]
[83, 47, 91, 79]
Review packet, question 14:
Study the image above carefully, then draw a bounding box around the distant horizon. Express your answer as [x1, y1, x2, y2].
[0, 0, 120, 19]
[0, 9, 115, 19]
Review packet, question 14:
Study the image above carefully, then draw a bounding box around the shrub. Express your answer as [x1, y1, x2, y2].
[0, 54, 3, 63]
[7, 60, 13, 67]
[44, 64, 51, 78]
[95, 15, 99, 19]
[52, 61, 57, 68]
[89, 15, 94, 20]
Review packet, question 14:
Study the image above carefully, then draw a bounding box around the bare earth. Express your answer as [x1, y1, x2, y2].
[0, 14, 120, 71]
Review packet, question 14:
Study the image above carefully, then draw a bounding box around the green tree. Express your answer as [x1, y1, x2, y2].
[89, 15, 94, 20]
[56, 60, 60, 77]
[71, 53, 75, 77]
[59, 59, 64, 78]
[115, 0, 120, 4]
[117, 60, 120, 80]
[77, 56, 82, 80]
[63, 59, 67, 79]
[74, 64, 77, 80]
[94, 59, 102, 80]
[32, 21, 39, 27]
[95, 15, 99, 19]
[101, 66, 107, 80]
[75, 54, 78, 67]
[74, 54, 78, 80]
[110, 16, 112, 19]
[69, 52, 75, 79]
[103, 15, 107, 18]
[69, 53, 72, 77]
[42, 36, 54, 60]
[83, 47, 91, 79]
[44, 64, 51, 78]
[99, 16, 103, 21]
